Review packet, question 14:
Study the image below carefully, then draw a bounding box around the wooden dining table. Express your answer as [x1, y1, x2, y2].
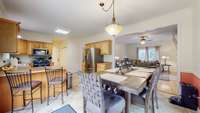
[101, 67, 156, 113]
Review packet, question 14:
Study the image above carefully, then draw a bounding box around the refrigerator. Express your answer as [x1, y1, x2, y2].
[83, 48, 103, 72]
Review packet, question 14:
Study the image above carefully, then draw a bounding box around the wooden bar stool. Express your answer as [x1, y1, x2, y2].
[45, 67, 68, 105]
[4, 69, 42, 113]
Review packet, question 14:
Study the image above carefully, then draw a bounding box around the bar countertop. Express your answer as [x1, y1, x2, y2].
[0, 66, 64, 77]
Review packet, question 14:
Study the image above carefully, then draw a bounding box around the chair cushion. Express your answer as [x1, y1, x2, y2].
[104, 92, 125, 113]
[49, 77, 65, 85]
[86, 92, 125, 113]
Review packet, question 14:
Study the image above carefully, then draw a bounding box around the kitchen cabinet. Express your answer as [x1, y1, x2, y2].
[85, 40, 112, 55]
[42, 42, 53, 54]
[97, 62, 112, 72]
[100, 40, 112, 55]
[27, 41, 40, 55]
[16, 39, 27, 55]
[0, 18, 20, 53]
[27, 41, 53, 55]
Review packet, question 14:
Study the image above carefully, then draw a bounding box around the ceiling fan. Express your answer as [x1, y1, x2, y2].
[139, 35, 152, 45]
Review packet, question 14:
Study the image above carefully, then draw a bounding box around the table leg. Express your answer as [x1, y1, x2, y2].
[125, 92, 131, 113]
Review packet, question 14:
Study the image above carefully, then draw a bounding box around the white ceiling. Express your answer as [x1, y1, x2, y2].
[116, 25, 177, 44]
[1, 0, 192, 38]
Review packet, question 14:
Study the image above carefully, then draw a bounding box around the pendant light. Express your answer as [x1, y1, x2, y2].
[99, 0, 123, 36]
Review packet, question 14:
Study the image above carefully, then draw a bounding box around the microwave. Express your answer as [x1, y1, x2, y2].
[32, 48, 49, 56]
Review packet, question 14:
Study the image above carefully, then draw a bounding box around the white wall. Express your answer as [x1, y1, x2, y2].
[193, 0, 200, 77]
[115, 43, 127, 59]
[0, 0, 5, 17]
[126, 44, 137, 59]
[58, 38, 82, 72]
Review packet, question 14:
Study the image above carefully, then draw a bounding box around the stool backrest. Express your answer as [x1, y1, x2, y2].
[5, 69, 32, 91]
[45, 67, 64, 83]
[78, 72, 104, 113]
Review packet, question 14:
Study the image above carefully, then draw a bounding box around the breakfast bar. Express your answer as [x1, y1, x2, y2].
[0, 67, 68, 113]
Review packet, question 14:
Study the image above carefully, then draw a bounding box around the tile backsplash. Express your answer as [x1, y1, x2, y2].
[0, 53, 10, 67]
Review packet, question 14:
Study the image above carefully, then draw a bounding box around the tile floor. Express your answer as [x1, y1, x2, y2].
[11, 75, 198, 113]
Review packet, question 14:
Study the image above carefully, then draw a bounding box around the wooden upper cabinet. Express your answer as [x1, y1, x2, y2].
[0, 18, 20, 53]
[42, 42, 53, 54]
[27, 41, 39, 55]
[85, 40, 112, 55]
[27, 41, 53, 55]
[100, 40, 112, 55]
[17, 39, 27, 55]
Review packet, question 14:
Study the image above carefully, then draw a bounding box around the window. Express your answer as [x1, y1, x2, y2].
[138, 47, 159, 61]
[138, 48, 146, 61]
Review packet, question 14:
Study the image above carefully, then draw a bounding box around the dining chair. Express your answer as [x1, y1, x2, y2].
[78, 72, 125, 113]
[45, 67, 68, 105]
[131, 67, 161, 113]
[153, 66, 162, 109]
[5, 69, 42, 113]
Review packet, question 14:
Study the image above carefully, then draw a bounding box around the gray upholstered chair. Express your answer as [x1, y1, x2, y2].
[78, 72, 125, 113]
[153, 66, 162, 109]
[131, 67, 161, 113]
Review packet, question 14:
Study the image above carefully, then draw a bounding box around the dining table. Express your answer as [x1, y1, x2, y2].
[101, 67, 156, 113]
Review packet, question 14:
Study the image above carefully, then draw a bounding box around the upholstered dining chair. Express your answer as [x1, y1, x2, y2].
[5, 69, 42, 113]
[45, 67, 68, 105]
[78, 72, 125, 113]
[131, 67, 161, 113]
[153, 66, 162, 109]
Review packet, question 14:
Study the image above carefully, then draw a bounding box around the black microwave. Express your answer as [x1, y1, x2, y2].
[32, 48, 49, 56]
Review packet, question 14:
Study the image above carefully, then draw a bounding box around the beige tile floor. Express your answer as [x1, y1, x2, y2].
[11, 75, 198, 113]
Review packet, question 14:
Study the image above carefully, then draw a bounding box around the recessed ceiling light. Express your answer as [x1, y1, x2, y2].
[55, 28, 70, 35]
[17, 35, 22, 39]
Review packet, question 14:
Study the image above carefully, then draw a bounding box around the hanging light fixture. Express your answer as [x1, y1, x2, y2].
[99, 0, 123, 36]
[140, 38, 146, 45]
[140, 36, 146, 45]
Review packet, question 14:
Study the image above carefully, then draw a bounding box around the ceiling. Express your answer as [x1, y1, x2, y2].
[1, 0, 192, 38]
[116, 25, 177, 44]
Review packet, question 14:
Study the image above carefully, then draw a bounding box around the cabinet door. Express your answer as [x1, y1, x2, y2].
[17, 39, 27, 54]
[27, 41, 40, 55]
[0, 19, 19, 53]
[27, 41, 33, 55]
[100, 40, 112, 55]
[43, 43, 53, 54]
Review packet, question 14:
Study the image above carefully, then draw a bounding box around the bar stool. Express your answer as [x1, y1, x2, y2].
[5, 69, 42, 113]
[45, 67, 68, 105]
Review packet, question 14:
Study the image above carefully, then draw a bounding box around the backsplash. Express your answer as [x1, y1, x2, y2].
[0, 53, 33, 67]
[0, 53, 10, 67]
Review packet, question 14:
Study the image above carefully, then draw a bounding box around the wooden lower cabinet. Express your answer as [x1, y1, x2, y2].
[97, 62, 112, 72]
